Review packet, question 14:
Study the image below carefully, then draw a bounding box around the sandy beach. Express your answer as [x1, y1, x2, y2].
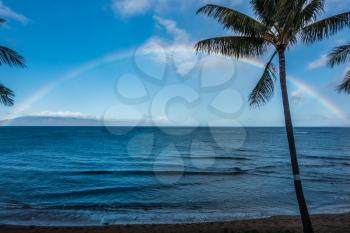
[1, 213, 349, 233]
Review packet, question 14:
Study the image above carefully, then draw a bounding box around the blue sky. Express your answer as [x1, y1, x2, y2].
[0, 0, 349, 126]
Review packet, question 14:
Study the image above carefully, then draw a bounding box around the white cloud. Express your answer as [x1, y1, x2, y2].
[136, 37, 168, 63]
[138, 37, 197, 76]
[111, 0, 244, 18]
[137, 16, 198, 76]
[154, 16, 189, 43]
[0, 1, 28, 24]
[291, 90, 305, 104]
[137, 15, 237, 77]
[154, 115, 170, 123]
[307, 54, 328, 70]
[111, 0, 152, 17]
[30, 111, 96, 119]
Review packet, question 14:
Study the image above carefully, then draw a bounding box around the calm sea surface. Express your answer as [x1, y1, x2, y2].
[0, 127, 349, 226]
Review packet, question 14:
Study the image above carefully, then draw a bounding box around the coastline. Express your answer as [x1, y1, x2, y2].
[1, 213, 349, 233]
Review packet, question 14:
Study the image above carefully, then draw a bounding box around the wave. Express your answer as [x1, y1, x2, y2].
[0, 199, 213, 212]
[186, 156, 251, 161]
[124, 155, 253, 161]
[254, 171, 350, 183]
[37, 201, 211, 211]
[44, 186, 162, 198]
[295, 131, 309, 134]
[301, 155, 350, 161]
[39, 184, 182, 198]
[74, 168, 248, 176]
[235, 148, 258, 153]
[303, 163, 350, 168]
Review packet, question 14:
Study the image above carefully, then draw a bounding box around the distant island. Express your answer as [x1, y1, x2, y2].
[0, 116, 170, 127]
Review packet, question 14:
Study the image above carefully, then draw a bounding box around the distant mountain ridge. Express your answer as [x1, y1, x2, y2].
[0, 116, 144, 126]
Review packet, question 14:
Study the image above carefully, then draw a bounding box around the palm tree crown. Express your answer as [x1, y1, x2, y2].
[195, 0, 350, 106]
[328, 42, 350, 93]
[0, 18, 25, 107]
[195, 1, 350, 233]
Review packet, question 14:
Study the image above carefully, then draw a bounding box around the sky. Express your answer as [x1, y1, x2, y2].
[0, 0, 349, 127]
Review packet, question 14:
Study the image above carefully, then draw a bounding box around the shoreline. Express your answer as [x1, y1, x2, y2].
[1, 213, 349, 233]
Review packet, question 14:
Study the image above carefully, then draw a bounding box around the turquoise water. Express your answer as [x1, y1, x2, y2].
[0, 127, 349, 226]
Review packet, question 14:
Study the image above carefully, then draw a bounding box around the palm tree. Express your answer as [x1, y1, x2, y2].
[328, 42, 350, 92]
[195, 1, 350, 233]
[0, 18, 25, 107]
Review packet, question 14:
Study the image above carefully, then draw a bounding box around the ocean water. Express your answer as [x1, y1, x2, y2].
[0, 127, 349, 226]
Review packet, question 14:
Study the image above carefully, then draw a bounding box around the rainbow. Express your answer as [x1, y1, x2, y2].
[239, 58, 348, 121]
[3, 47, 348, 125]
[3, 50, 132, 125]
[288, 78, 348, 121]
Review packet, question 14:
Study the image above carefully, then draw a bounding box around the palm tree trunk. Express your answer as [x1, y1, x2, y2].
[278, 48, 314, 233]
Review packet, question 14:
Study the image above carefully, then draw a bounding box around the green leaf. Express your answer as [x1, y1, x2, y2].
[195, 36, 268, 58]
[337, 70, 350, 93]
[327, 42, 350, 67]
[249, 51, 277, 107]
[0, 84, 15, 106]
[197, 4, 267, 36]
[278, 0, 306, 29]
[249, 0, 277, 27]
[300, 0, 325, 24]
[302, 12, 350, 43]
[0, 46, 26, 67]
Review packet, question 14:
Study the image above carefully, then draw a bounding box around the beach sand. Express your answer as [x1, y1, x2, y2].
[0, 213, 349, 233]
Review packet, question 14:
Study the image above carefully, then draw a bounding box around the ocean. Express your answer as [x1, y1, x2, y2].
[0, 127, 349, 226]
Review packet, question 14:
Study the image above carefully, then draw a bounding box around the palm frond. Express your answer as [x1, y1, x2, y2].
[0, 84, 15, 106]
[197, 4, 267, 36]
[337, 70, 350, 93]
[0, 46, 25, 67]
[327, 42, 350, 67]
[302, 12, 350, 43]
[249, 0, 277, 27]
[195, 36, 268, 59]
[280, 0, 307, 28]
[249, 51, 278, 107]
[300, 0, 325, 24]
